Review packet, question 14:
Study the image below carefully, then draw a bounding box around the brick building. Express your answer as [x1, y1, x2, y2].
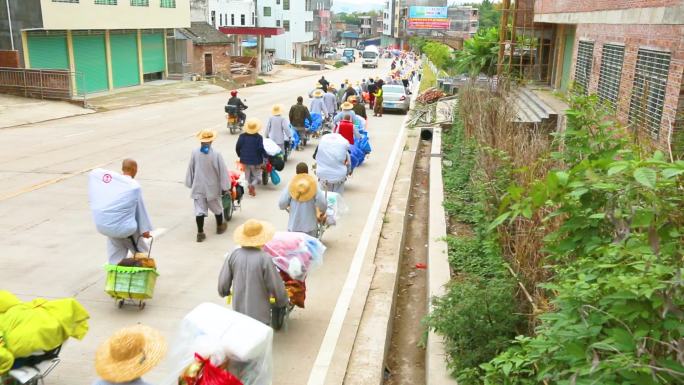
[177, 22, 233, 76]
[534, 0, 684, 152]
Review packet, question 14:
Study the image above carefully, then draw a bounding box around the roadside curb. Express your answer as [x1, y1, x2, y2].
[342, 85, 421, 384]
[426, 126, 458, 385]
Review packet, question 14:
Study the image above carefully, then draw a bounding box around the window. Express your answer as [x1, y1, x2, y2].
[283, 20, 290, 31]
[231, 14, 235, 25]
[252, 12, 255, 25]
[52, 0, 79, 2]
[95, 0, 117, 4]
[276, 0, 280, 4]
[574, 40, 594, 95]
[130, 0, 149, 6]
[220, 13, 223, 26]
[629, 49, 671, 139]
[211, 10, 216, 27]
[305, 0, 312, 11]
[597, 44, 624, 108]
[306, 21, 312, 32]
[160, 0, 175, 8]
[283, 0, 289, 10]
[276, 19, 281, 27]
[241, 14, 245, 25]
[264, 6, 271, 17]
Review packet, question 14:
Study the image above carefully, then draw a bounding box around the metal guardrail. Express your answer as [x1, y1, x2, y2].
[0, 67, 86, 105]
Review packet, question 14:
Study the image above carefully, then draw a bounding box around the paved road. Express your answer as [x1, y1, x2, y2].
[0, 58, 409, 385]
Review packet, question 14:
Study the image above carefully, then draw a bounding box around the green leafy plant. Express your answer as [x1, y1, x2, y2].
[453, 28, 499, 76]
[482, 93, 684, 384]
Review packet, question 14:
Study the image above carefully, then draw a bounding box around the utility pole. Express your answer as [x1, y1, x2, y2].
[5, 0, 15, 50]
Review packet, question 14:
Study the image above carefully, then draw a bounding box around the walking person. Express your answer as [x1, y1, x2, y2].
[92, 325, 167, 385]
[289, 96, 312, 150]
[265, 104, 290, 154]
[279, 163, 327, 237]
[350, 95, 367, 120]
[334, 115, 361, 145]
[323, 87, 338, 119]
[367, 78, 377, 109]
[236, 118, 267, 197]
[318, 76, 329, 92]
[309, 89, 328, 116]
[218, 219, 289, 325]
[314, 133, 351, 194]
[373, 81, 384, 117]
[185, 130, 230, 243]
[342, 83, 357, 105]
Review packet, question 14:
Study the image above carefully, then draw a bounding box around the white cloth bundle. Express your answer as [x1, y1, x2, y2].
[88, 169, 141, 238]
[263, 138, 282, 156]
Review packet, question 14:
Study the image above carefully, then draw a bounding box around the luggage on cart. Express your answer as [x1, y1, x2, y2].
[104, 237, 158, 310]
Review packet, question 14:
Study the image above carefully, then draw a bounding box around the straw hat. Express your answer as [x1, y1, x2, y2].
[95, 325, 167, 383]
[313, 89, 324, 98]
[347, 95, 358, 103]
[196, 129, 217, 143]
[340, 102, 353, 110]
[244, 118, 261, 134]
[233, 219, 275, 247]
[289, 174, 317, 202]
[271, 104, 284, 116]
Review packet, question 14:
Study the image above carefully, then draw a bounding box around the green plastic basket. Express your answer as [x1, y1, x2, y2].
[104, 264, 159, 300]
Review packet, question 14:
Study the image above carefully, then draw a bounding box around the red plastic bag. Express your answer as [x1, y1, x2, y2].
[195, 354, 243, 385]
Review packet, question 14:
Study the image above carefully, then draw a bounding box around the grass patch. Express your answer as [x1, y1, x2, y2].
[256, 78, 267, 85]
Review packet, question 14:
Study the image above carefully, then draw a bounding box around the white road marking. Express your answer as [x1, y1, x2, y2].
[306, 115, 409, 385]
[64, 130, 93, 138]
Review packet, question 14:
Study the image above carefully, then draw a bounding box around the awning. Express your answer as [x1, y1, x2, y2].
[219, 27, 284, 37]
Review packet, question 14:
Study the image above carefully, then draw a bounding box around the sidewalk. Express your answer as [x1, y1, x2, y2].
[260, 64, 333, 84]
[87, 80, 226, 111]
[0, 95, 95, 129]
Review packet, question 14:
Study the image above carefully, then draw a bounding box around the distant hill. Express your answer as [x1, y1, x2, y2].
[331, 1, 384, 13]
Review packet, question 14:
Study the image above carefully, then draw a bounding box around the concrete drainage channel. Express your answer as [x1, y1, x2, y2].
[383, 138, 431, 384]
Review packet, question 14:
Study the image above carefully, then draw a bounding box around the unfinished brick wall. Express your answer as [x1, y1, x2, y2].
[567, 23, 684, 151]
[535, 0, 681, 14]
[192, 44, 232, 76]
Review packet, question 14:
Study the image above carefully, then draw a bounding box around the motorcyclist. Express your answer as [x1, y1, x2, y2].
[227, 90, 247, 126]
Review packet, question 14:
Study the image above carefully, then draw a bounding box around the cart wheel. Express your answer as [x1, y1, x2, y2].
[117, 300, 124, 309]
[139, 301, 146, 310]
[224, 197, 234, 221]
[317, 224, 325, 240]
[262, 170, 269, 185]
[271, 306, 286, 331]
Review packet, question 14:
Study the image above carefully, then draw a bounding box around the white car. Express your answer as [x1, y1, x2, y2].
[381, 85, 410, 114]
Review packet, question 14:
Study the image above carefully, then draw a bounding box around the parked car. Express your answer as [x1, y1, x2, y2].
[381, 85, 410, 114]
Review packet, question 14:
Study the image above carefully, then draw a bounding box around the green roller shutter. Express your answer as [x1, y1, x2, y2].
[110, 32, 140, 88]
[73, 33, 108, 93]
[141, 31, 165, 74]
[27, 33, 69, 70]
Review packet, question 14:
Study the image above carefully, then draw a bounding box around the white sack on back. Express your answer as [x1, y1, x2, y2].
[88, 168, 140, 238]
[263, 138, 282, 156]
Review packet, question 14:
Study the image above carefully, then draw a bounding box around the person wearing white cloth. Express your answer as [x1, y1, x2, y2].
[314, 133, 351, 194]
[185, 130, 230, 243]
[309, 89, 328, 116]
[264, 104, 290, 154]
[100, 159, 153, 264]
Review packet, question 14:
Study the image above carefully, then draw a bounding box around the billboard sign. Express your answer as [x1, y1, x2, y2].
[408, 6, 448, 19]
[407, 6, 449, 30]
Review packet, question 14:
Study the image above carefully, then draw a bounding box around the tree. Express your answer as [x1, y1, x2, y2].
[453, 27, 499, 76]
[463, 0, 501, 30]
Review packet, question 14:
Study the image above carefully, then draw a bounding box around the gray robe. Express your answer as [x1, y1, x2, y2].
[218, 247, 289, 325]
[265, 116, 290, 145]
[185, 147, 230, 200]
[279, 187, 328, 233]
[323, 92, 337, 115]
[309, 97, 328, 116]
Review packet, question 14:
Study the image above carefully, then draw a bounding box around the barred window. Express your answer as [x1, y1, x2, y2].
[574, 40, 594, 95]
[629, 49, 671, 139]
[597, 44, 624, 108]
[283, 20, 290, 31]
[95, 0, 117, 4]
[264, 6, 271, 17]
[283, 0, 290, 10]
[131, 0, 149, 6]
[160, 0, 175, 8]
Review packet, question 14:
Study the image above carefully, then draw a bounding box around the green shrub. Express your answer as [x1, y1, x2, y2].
[427, 276, 524, 384]
[334, 61, 347, 68]
[482, 94, 684, 384]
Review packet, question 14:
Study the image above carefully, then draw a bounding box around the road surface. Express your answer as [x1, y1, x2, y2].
[0, 58, 411, 385]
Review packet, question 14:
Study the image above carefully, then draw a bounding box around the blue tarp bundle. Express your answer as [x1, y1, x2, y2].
[289, 125, 300, 150]
[357, 129, 371, 154]
[306, 113, 323, 133]
[350, 129, 371, 170]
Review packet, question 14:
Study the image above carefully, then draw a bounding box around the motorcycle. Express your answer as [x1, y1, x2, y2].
[225, 103, 246, 134]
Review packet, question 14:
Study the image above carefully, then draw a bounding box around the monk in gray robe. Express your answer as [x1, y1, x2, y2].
[218, 219, 289, 325]
[185, 130, 230, 243]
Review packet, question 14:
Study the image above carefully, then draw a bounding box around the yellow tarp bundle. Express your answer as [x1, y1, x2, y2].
[0, 291, 89, 374]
